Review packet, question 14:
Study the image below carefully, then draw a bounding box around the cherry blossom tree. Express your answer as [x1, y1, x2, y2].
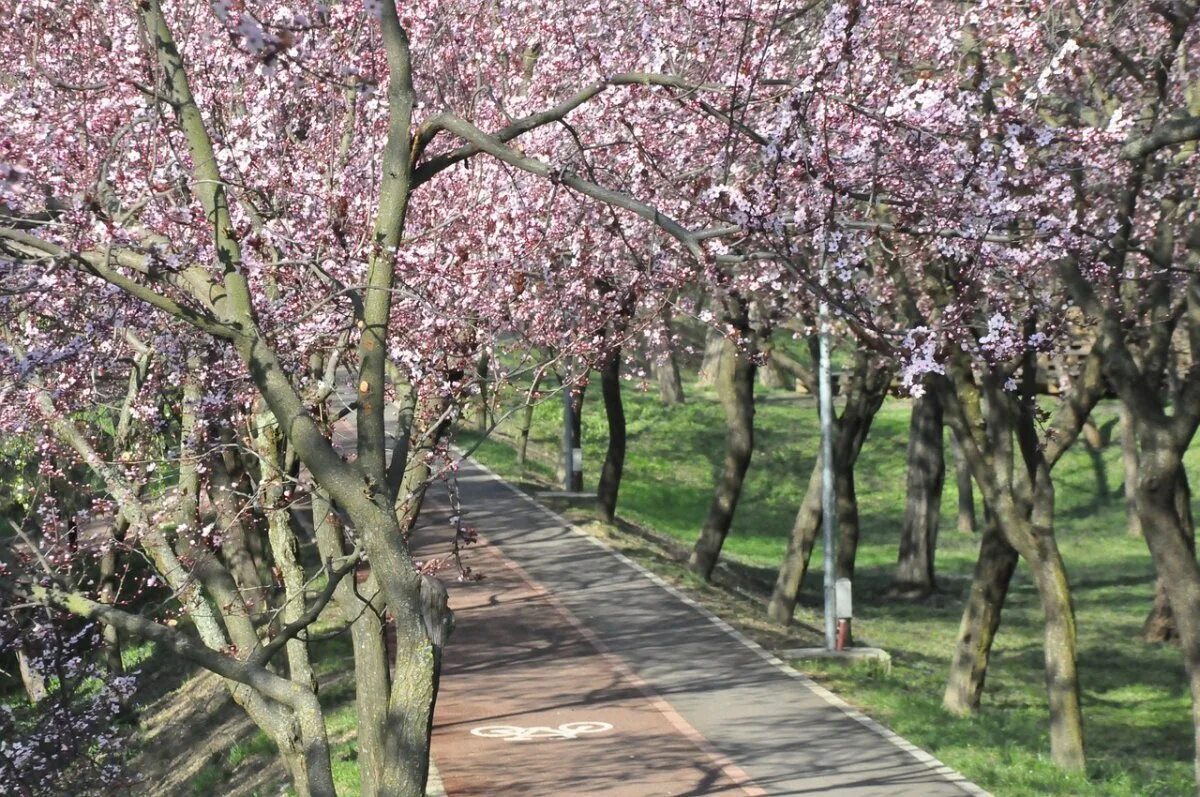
[0, 1, 798, 794]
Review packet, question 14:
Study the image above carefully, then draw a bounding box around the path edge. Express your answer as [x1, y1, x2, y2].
[452, 449, 992, 797]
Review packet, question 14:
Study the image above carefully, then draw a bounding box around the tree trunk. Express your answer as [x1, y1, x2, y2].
[758, 341, 795, 391]
[16, 645, 47, 704]
[697, 326, 725, 387]
[474, 353, 489, 432]
[597, 351, 626, 523]
[943, 506, 1018, 714]
[835, 459, 859, 581]
[689, 331, 755, 580]
[657, 310, 686, 406]
[892, 392, 946, 598]
[1121, 404, 1144, 538]
[766, 356, 889, 625]
[1136, 467, 1200, 793]
[517, 372, 544, 471]
[568, 381, 585, 492]
[1024, 529, 1087, 771]
[98, 516, 129, 676]
[1143, 467, 1196, 643]
[767, 457, 823, 624]
[951, 434, 976, 534]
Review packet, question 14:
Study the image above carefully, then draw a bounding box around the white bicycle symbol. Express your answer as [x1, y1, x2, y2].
[470, 721, 614, 741]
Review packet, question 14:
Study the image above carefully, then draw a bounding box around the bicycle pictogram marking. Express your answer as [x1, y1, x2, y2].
[469, 721, 614, 742]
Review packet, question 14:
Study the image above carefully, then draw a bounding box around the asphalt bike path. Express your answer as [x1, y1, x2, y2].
[420, 457, 988, 797]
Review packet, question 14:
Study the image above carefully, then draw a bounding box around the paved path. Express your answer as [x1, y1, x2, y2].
[422, 458, 987, 797]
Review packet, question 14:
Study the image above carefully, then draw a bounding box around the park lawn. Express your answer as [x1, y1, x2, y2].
[458, 378, 1194, 797]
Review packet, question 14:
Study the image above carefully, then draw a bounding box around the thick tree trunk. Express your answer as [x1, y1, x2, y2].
[1136, 469, 1200, 793]
[943, 507, 1018, 713]
[597, 352, 626, 523]
[689, 332, 755, 580]
[1143, 468, 1196, 643]
[892, 392, 946, 598]
[951, 434, 976, 534]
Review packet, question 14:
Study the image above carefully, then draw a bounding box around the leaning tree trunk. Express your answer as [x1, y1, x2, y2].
[892, 391, 946, 598]
[1143, 467, 1196, 643]
[597, 351, 626, 523]
[689, 333, 756, 580]
[767, 457, 823, 624]
[943, 506, 1019, 713]
[766, 356, 889, 625]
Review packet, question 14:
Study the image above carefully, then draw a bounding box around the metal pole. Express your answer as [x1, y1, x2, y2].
[562, 367, 573, 492]
[818, 302, 838, 651]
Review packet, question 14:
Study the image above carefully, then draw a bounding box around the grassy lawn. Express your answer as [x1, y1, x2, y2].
[458, 377, 1194, 797]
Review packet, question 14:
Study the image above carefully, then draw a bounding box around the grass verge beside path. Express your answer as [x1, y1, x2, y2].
[458, 379, 1193, 797]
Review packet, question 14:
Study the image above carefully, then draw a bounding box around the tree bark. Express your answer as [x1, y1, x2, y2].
[943, 506, 1018, 713]
[951, 434, 977, 534]
[689, 323, 756, 580]
[1135, 466, 1200, 793]
[1121, 404, 1144, 538]
[767, 457, 823, 624]
[1143, 467, 1196, 644]
[766, 354, 889, 624]
[697, 326, 725, 387]
[597, 351, 626, 523]
[517, 372, 544, 471]
[16, 644, 47, 704]
[311, 488, 390, 796]
[758, 340, 795, 391]
[656, 310, 686, 406]
[892, 391, 946, 598]
[98, 516, 129, 676]
[474, 353, 490, 432]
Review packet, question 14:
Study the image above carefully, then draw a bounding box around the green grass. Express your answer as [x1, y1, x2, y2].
[460, 378, 1194, 797]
